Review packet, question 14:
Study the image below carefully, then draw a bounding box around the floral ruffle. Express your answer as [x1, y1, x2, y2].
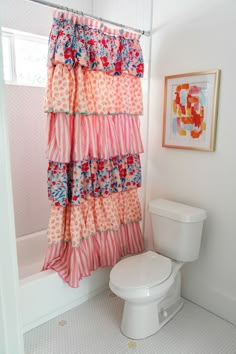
[47, 189, 142, 247]
[43, 222, 144, 288]
[48, 11, 144, 77]
[48, 154, 141, 206]
[47, 113, 144, 162]
[44, 65, 143, 115]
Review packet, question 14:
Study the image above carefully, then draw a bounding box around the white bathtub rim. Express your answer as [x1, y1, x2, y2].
[17, 229, 48, 279]
[17, 229, 47, 243]
[20, 268, 56, 286]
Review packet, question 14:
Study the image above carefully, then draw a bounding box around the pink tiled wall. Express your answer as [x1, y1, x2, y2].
[6, 85, 50, 237]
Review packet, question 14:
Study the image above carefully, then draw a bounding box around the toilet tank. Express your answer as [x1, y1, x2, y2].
[149, 199, 207, 262]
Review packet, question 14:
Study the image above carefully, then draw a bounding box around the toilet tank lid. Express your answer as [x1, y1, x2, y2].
[149, 199, 207, 222]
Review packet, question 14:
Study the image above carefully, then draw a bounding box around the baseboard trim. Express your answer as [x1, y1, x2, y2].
[182, 273, 236, 326]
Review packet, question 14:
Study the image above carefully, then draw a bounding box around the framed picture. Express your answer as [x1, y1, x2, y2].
[162, 70, 220, 151]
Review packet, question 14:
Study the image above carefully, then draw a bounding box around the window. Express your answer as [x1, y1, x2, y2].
[1, 28, 48, 87]
[2, 34, 13, 81]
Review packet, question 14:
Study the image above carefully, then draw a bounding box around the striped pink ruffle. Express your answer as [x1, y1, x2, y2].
[42, 222, 144, 288]
[47, 113, 144, 162]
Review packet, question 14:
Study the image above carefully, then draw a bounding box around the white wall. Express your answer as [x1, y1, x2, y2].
[1, 0, 93, 236]
[147, 0, 236, 324]
[0, 0, 93, 36]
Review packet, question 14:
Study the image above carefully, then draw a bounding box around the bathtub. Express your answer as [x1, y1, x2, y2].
[17, 230, 110, 333]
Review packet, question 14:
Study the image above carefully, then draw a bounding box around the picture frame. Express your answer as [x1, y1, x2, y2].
[162, 70, 221, 151]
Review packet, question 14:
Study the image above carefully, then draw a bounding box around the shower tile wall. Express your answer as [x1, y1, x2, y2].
[6, 86, 49, 236]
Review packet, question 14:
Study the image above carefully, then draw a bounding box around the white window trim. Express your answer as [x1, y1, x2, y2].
[2, 26, 47, 42]
[1, 27, 48, 87]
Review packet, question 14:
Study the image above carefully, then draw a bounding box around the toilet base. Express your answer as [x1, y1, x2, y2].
[120, 271, 183, 339]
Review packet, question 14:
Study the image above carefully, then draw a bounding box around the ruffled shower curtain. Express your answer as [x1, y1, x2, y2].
[42, 11, 145, 287]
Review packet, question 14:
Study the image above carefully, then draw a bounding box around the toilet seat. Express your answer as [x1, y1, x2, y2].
[110, 251, 172, 290]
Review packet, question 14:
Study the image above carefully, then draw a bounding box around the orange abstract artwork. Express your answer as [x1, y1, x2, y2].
[172, 83, 206, 139]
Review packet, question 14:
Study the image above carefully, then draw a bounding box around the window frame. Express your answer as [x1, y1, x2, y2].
[1, 27, 48, 87]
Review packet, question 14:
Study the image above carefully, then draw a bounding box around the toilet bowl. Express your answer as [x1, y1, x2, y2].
[109, 251, 184, 339]
[109, 199, 207, 339]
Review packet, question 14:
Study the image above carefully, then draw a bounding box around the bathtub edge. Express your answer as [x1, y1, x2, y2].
[22, 283, 109, 333]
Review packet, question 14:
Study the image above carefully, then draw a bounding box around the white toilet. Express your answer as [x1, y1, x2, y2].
[109, 199, 207, 339]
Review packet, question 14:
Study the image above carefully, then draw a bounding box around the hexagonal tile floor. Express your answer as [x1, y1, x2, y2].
[24, 291, 236, 354]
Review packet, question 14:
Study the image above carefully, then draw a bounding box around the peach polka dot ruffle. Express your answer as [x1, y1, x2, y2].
[44, 64, 143, 115]
[47, 189, 141, 247]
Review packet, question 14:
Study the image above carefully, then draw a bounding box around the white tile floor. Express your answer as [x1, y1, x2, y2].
[24, 291, 236, 354]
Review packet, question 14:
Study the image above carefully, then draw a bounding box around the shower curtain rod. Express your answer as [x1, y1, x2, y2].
[27, 0, 151, 36]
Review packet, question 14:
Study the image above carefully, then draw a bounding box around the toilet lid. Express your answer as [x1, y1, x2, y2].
[110, 251, 172, 289]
